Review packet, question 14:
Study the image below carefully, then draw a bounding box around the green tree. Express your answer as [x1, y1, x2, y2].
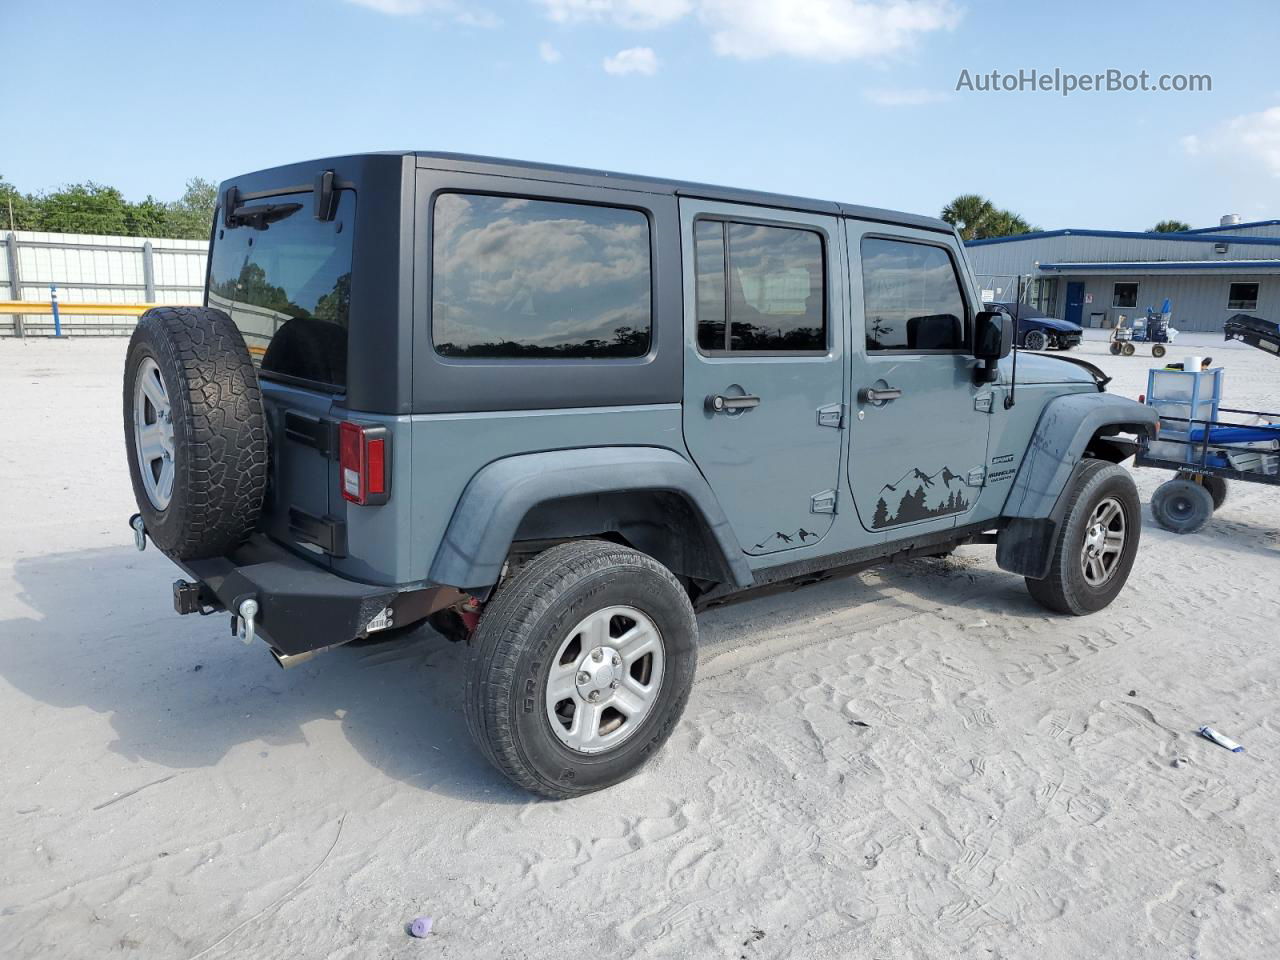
[32, 182, 130, 235]
[1150, 219, 1191, 233]
[941, 194, 1037, 241]
[126, 195, 171, 237]
[0, 175, 37, 230]
[164, 177, 218, 239]
[941, 194, 995, 242]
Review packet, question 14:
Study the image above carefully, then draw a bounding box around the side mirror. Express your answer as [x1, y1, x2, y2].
[973, 310, 1013, 383]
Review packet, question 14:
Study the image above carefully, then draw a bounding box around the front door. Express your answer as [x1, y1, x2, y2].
[846, 225, 993, 537]
[1065, 281, 1085, 326]
[679, 200, 845, 555]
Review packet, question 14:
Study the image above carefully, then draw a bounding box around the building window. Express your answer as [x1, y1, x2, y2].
[1112, 282, 1139, 308]
[861, 237, 968, 351]
[695, 220, 826, 353]
[1034, 277, 1059, 316]
[432, 193, 651, 359]
[1227, 282, 1259, 310]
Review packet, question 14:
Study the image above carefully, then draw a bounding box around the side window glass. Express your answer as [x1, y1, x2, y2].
[861, 237, 968, 352]
[432, 194, 651, 359]
[695, 219, 826, 353]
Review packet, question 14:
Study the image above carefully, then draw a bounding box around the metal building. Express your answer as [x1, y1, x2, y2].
[964, 217, 1280, 333]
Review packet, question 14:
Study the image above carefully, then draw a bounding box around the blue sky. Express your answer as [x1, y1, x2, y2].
[3, 0, 1277, 230]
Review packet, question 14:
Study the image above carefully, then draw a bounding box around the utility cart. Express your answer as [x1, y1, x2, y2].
[1110, 299, 1176, 358]
[1136, 365, 1280, 533]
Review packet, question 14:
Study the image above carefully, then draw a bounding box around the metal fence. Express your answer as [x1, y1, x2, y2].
[1, 230, 207, 336]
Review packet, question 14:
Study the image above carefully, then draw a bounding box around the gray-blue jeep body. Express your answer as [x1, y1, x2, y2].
[125, 152, 1156, 795]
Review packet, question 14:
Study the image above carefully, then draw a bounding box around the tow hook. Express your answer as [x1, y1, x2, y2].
[234, 598, 260, 645]
[129, 514, 147, 551]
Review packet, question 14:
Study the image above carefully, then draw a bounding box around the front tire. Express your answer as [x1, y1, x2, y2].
[1024, 329, 1049, 351]
[465, 540, 697, 798]
[1024, 461, 1141, 615]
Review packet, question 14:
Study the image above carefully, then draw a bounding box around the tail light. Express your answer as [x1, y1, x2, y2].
[339, 421, 390, 505]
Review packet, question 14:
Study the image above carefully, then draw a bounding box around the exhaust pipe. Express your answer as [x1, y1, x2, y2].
[270, 643, 342, 670]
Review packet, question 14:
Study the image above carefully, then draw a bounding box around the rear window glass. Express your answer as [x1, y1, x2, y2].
[208, 190, 354, 388]
[431, 193, 651, 359]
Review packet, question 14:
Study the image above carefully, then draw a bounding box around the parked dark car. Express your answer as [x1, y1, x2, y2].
[986, 301, 1082, 351]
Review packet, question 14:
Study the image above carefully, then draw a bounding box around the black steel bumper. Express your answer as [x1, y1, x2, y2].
[168, 535, 420, 656]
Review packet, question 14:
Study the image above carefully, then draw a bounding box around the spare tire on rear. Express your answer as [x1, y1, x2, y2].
[123, 306, 268, 560]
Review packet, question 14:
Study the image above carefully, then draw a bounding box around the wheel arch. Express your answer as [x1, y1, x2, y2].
[428, 447, 753, 591]
[996, 393, 1156, 580]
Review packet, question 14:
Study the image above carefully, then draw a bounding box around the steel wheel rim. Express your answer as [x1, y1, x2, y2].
[545, 605, 666, 755]
[132, 356, 175, 510]
[1080, 496, 1125, 587]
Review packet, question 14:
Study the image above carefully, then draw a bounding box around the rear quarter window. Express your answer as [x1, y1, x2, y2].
[431, 193, 652, 359]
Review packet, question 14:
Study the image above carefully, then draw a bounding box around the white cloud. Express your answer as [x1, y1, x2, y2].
[603, 46, 659, 75]
[1183, 107, 1280, 179]
[539, 40, 563, 62]
[863, 86, 950, 106]
[537, 0, 692, 29]
[344, 0, 500, 25]
[698, 0, 962, 61]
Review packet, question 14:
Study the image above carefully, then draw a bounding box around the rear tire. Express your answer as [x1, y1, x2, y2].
[1151, 478, 1214, 533]
[1151, 343, 1167, 359]
[123, 307, 267, 560]
[1122, 342, 1136, 356]
[1024, 461, 1141, 615]
[465, 540, 697, 798]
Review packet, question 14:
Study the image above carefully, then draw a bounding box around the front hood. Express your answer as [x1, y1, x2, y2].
[1003, 351, 1100, 386]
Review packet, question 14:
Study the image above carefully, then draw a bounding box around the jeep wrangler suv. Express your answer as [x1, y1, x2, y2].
[123, 152, 1157, 798]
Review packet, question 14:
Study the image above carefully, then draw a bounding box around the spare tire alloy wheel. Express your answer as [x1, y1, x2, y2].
[123, 307, 268, 560]
[132, 357, 176, 510]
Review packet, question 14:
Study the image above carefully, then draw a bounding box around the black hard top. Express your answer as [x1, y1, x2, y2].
[222, 151, 954, 236]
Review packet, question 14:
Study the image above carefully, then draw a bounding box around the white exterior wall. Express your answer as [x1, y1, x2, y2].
[1, 230, 207, 336]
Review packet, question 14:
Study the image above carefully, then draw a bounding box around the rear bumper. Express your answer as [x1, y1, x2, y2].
[170, 535, 454, 656]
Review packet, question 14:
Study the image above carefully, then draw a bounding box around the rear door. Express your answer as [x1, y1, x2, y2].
[679, 199, 846, 555]
[207, 188, 356, 561]
[845, 223, 993, 537]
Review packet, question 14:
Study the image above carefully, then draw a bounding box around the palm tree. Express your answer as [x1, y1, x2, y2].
[941, 194, 995, 242]
[1150, 219, 1191, 233]
[976, 210, 1035, 239]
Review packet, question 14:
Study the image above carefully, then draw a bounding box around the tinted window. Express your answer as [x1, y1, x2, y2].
[695, 220, 825, 352]
[1112, 282, 1139, 308]
[861, 237, 967, 351]
[432, 194, 651, 359]
[208, 191, 354, 388]
[1228, 282, 1259, 310]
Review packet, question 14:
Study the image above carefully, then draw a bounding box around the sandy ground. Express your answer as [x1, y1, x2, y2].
[1, 331, 1278, 960]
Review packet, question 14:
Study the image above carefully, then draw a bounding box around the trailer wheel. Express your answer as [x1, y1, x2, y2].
[1151, 478, 1214, 533]
[1109, 342, 1122, 355]
[1176, 471, 1228, 511]
[1151, 344, 1167, 359]
[123, 307, 267, 559]
[1122, 342, 1136, 356]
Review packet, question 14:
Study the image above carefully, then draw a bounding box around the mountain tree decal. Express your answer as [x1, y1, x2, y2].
[873, 465, 971, 528]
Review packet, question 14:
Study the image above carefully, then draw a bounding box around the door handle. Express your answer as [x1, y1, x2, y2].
[858, 386, 903, 404]
[706, 393, 761, 413]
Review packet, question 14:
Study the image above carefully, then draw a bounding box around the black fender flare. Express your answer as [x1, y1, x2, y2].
[997, 392, 1157, 579]
[428, 446, 753, 590]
